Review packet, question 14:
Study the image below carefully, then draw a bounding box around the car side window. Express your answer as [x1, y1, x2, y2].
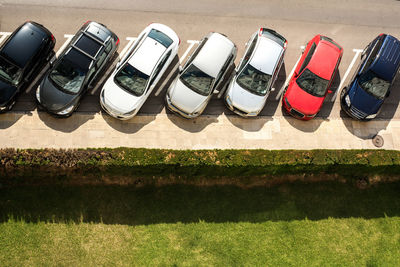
[149, 50, 172, 87]
[362, 38, 383, 73]
[105, 42, 112, 54]
[239, 34, 257, 72]
[96, 50, 107, 69]
[298, 43, 317, 74]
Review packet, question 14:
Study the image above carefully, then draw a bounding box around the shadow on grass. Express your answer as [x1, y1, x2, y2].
[1, 181, 400, 225]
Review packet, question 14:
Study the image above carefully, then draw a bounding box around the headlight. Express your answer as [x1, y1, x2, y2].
[225, 95, 232, 107]
[365, 113, 377, 119]
[0, 106, 7, 111]
[36, 86, 41, 103]
[345, 94, 351, 106]
[57, 104, 75, 115]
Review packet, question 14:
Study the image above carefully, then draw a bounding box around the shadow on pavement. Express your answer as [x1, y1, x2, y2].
[1, 181, 399, 225]
[37, 111, 95, 133]
[283, 69, 342, 133]
[101, 112, 156, 134]
[0, 112, 27, 129]
[341, 77, 400, 140]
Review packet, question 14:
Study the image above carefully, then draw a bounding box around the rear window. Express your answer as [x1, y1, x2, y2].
[148, 29, 173, 48]
[320, 36, 342, 51]
[261, 28, 286, 47]
[75, 35, 102, 57]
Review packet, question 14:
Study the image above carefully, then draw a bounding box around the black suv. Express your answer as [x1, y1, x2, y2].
[37, 21, 119, 117]
[0, 21, 56, 112]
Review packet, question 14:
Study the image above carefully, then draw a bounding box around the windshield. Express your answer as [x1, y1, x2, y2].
[49, 59, 87, 94]
[296, 68, 330, 97]
[114, 63, 149, 96]
[180, 64, 214, 96]
[0, 57, 22, 85]
[236, 64, 272, 96]
[358, 70, 390, 100]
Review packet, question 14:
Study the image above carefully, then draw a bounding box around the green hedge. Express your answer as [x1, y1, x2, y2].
[0, 148, 399, 185]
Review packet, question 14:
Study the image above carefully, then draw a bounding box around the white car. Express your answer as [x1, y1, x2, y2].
[225, 28, 287, 117]
[166, 32, 237, 118]
[100, 23, 180, 120]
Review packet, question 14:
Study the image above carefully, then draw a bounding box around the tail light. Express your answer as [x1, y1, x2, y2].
[116, 38, 120, 46]
[178, 38, 181, 45]
[84, 20, 91, 25]
[51, 34, 55, 41]
[258, 28, 263, 36]
[284, 40, 288, 49]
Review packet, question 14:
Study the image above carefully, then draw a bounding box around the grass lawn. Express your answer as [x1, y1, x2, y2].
[0, 181, 400, 266]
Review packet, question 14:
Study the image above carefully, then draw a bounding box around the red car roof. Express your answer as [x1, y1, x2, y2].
[306, 41, 342, 80]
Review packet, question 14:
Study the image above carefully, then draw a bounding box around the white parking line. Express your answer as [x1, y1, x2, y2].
[25, 64, 51, 93]
[119, 37, 137, 59]
[90, 56, 120, 95]
[0, 32, 11, 45]
[56, 34, 74, 57]
[330, 49, 363, 102]
[180, 40, 199, 63]
[275, 46, 304, 100]
[155, 63, 179, 96]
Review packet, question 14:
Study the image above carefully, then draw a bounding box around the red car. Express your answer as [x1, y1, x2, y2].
[282, 35, 343, 120]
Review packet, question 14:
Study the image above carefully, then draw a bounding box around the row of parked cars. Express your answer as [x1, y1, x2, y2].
[1, 21, 400, 121]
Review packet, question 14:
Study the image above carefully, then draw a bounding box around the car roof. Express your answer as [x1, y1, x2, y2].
[129, 36, 167, 75]
[371, 35, 400, 81]
[306, 40, 341, 80]
[249, 36, 283, 75]
[0, 22, 48, 68]
[192, 33, 235, 77]
[63, 22, 113, 70]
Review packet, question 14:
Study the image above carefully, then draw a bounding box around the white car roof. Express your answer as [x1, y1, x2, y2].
[128, 37, 166, 76]
[249, 37, 284, 75]
[192, 33, 234, 77]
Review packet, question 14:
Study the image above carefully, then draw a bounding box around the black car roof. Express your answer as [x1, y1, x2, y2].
[63, 22, 113, 70]
[0, 22, 48, 68]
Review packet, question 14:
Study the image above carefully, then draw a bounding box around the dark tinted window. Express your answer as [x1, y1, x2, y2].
[320, 36, 342, 50]
[49, 58, 87, 94]
[86, 24, 109, 42]
[75, 35, 102, 57]
[0, 56, 22, 85]
[236, 64, 272, 96]
[299, 43, 316, 74]
[180, 64, 214, 96]
[261, 28, 286, 47]
[296, 68, 329, 97]
[114, 63, 149, 96]
[358, 70, 390, 100]
[363, 38, 383, 71]
[148, 29, 173, 48]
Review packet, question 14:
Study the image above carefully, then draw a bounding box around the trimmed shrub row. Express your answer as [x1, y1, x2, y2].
[0, 148, 400, 185]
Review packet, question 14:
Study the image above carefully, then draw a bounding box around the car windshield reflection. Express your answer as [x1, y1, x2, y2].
[114, 63, 149, 96]
[358, 70, 390, 100]
[49, 59, 87, 94]
[296, 68, 329, 97]
[180, 64, 214, 96]
[236, 64, 271, 96]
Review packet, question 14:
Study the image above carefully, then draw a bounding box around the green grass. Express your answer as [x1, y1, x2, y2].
[1, 181, 400, 266]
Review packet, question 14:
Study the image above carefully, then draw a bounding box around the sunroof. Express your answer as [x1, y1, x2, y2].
[75, 35, 102, 57]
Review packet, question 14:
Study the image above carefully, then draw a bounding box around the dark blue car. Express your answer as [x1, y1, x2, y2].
[340, 34, 400, 120]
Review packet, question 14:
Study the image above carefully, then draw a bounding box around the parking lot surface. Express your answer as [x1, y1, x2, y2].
[0, 0, 400, 149]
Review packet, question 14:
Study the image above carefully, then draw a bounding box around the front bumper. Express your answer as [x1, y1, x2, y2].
[165, 95, 200, 119]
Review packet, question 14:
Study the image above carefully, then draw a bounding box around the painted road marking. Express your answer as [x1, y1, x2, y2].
[154, 63, 179, 96]
[275, 46, 304, 100]
[0, 32, 11, 45]
[180, 40, 199, 64]
[330, 48, 363, 102]
[26, 64, 51, 93]
[119, 37, 137, 59]
[56, 34, 74, 56]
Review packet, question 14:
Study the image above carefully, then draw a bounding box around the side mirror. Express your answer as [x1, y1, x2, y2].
[271, 88, 276, 92]
[386, 90, 391, 97]
[328, 89, 333, 94]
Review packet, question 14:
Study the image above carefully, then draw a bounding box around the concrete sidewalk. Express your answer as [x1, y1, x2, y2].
[0, 111, 398, 150]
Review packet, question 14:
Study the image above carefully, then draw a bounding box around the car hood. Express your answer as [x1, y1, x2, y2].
[39, 76, 77, 111]
[169, 79, 207, 114]
[227, 79, 266, 113]
[348, 80, 383, 114]
[285, 81, 325, 115]
[0, 80, 17, 106]
[102, 78, 141, 113]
